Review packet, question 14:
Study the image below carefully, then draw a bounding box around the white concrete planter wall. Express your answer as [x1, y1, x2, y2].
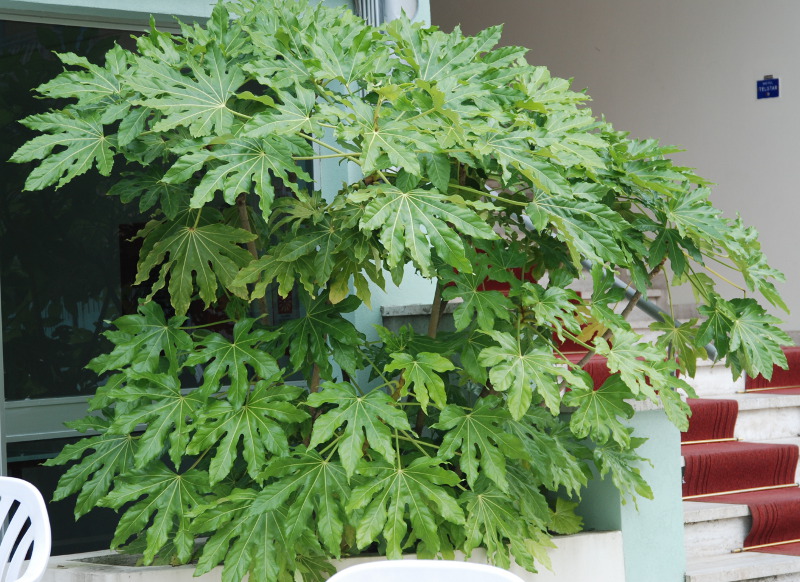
[43, 531, 624, 582]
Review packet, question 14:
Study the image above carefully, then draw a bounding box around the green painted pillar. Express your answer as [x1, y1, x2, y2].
[578, 408, 685, 582]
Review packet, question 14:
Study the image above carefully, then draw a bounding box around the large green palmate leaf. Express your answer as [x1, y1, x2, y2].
[100, 464, 208, 564]
[107, 372, 206, 468]
[384, 351, 455, 410]
[107, 170, 191, 220]
[521, 283, 582, 340]
[44, 421, 136, 519]
[270, 218, 367, 303]
[173, 135, 313, 214]
[10, 110, 114, 190]
[339, 97, 439, 176]
[387, 20, 503, 83]
[548, 497, 583, 535]
[665, 187, 727, 240]
[480, 131, 570, 194]
[87, 301, 191, 376]
[188, 382, 309, 484]
[135, 209, 257, 316]
[184, 318, 281, 406]
[564, 374, 635, 447]
[432, 399, 526, 491]
[478, 330, 584, 418]
[180, 2, 251, 58]
[724, 297, 791, 379]
[441, 261, 514, 332]
[234, 253, 313, 302]
[497, 466, 560, 573]
[458, 325, 494, 385]
[193, 488, 326, 582]
[505, 464, 553, 532]
[243, 84, 325, 137]
[278, 292, 364, 378]
[304, 21, 390, 87]
[652, 316, 708, 377]
[594, 329, 676, 400]
[352, 184, 497, 276]
[505, 410, 589, 495]
[127, 46, 245, 137]
[460, 478, 527, 570]
[723, 217, 788, 312]
[258, 449, 350, 555]
[307, 381, 411, 477]
[592, 437, 654, 501]
[525, 194, 629, 266]
[347, 456, 465, 559]
[35, 46, 130, 106]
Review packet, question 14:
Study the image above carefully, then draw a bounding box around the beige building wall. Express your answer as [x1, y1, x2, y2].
[432, 0, 800, 332]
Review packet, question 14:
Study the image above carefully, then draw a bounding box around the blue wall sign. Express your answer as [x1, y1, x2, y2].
[757, 78, 780, 99]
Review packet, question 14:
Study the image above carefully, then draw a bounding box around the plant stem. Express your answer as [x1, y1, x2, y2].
[319, 433, 343, 458]
[310, 363, 321, 394]
[293, 152, 361, 161]
[304, 134, 361, 164]
[396, 433, 434, 457]
[414, 281, 445, 434]
[427, 282, 443, 338]
[227, 108, 253, 121]
[236, 193, 269, 319]
[448, 183, 527, 207]
[364, 352, 395, 387]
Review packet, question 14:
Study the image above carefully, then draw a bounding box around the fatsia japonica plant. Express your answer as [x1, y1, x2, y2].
[11, 0, 791, 580]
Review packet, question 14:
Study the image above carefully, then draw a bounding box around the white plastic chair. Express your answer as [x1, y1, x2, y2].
[328, 559, 526, 582]
[0, 477, 51, 582]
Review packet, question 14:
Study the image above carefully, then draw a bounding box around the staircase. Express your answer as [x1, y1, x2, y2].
[683, 355, 800, 582]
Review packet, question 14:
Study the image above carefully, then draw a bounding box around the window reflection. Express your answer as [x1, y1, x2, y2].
[0, 22, 140, 400]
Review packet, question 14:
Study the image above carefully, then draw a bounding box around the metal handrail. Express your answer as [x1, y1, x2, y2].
[580, 260, 718, 361]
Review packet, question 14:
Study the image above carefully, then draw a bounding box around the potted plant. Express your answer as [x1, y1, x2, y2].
[10, 0, 790, 580]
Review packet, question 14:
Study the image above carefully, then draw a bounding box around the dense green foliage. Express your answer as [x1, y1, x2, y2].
[11, 0, 790, 580]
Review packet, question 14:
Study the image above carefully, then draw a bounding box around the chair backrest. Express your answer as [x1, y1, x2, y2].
[0, 477, 51, 582]
[328, 560, 526, 582]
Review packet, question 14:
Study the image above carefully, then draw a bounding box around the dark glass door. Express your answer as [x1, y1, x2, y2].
[0, 19, 139, 555]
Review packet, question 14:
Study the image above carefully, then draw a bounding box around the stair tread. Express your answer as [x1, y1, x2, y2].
[696, 392, 800, 410]
[686, 551, 800, 582]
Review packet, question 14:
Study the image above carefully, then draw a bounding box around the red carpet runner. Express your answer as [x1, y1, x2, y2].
[683, 349, 800, 555]
[746, 346, 800, 395]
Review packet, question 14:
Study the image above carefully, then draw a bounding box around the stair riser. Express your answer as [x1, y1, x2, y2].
[735, 409, 800, 442]
[685, 516, 752, 561]
[684, 366, 745, 398]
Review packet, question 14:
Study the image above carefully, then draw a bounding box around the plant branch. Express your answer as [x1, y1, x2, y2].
[574, 259, 667, 371]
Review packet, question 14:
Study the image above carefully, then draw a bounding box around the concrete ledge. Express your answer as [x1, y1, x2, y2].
[43, 531, 625, 582]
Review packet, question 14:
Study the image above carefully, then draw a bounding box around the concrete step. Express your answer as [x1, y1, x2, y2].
[683, 369, 800, 582]
[685, 392, 800, 442]
[686, 552, 800, 582]
[684, 498, 800, 581]
[684, 501, 751, 561]
[733, 396, 800, 442]
[683, 360, 744, 398]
